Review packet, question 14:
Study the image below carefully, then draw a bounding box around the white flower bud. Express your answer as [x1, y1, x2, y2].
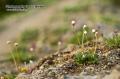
[71, 20, 76, 26]
[84, 30, 87, 34]
[83, 25, 87, 29]
[92, 29, 96, 33]
[14, 42, 18, 46]
[82, 55, 85, 58]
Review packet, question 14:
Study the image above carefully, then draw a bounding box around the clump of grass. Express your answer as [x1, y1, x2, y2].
[74, 51, 99, 64]
[105, 35, 120, 48]
[9, 51, 36, 63]
[20, 29, 39, 43]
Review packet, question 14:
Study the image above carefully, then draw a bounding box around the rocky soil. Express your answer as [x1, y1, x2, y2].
[15, 43, 120, 79]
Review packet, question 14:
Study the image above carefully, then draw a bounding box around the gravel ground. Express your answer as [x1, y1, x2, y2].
[15, 45, 120, 79]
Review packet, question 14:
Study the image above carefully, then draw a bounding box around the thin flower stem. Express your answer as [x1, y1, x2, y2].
[15, 46, 19, 63]
[76, 32, 81, 45]
[94, 35, 97, 54]
[10, 49, 19, 71]
[85, 34, 88, 47]
[82, 31, 85, 50]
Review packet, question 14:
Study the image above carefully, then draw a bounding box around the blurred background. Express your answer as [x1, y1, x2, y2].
[0, 0, 120, 77]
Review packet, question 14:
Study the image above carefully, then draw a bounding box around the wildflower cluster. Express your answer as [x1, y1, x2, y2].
[71, 20, 100, 52]
[71, 20, 101, 64]
[6, 41, 36, 73]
